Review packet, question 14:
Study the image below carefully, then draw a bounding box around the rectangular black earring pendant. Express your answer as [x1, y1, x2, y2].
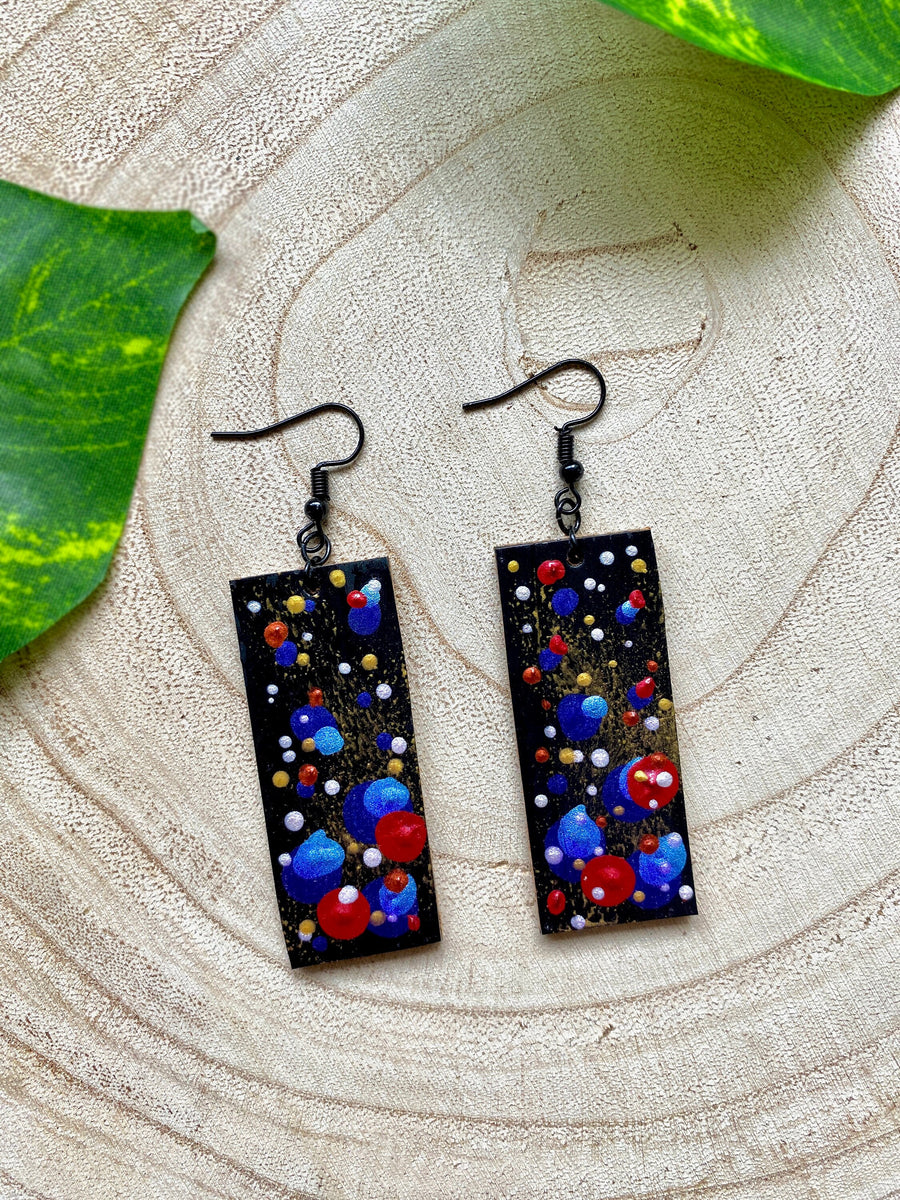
[230, 557, 441, 967]
[495, 528, 697, 934]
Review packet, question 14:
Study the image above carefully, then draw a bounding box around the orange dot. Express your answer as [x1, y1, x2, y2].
[299, 764, 318, 786]
[623, 710, 640, 727]
[384, 869, 409, 894]
[639, 834, 659, 855]
[523, 666, 542, 685]
[647, 660, 658, 673]
[595, 815, 607, 829]
[541, 699, 552, 711]
[308, 688, 324, 707]
[264, 621, 289, 648]
[535, 747, 550, 763]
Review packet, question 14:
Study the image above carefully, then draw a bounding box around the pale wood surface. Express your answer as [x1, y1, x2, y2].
[1, 2, 899, 1197]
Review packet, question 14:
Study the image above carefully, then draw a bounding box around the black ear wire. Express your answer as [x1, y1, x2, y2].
[212, 402, 365, 571]
[463, 359, 607, 558]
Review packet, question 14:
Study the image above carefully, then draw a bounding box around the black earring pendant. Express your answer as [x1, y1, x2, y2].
[212, 404, 440, 967]
[464, 361, 697, 935]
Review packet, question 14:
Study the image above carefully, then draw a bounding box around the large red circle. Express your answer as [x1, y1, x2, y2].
[626, 754, 679, 810]
[375, 810, 427, 862]
[580, 856, 636, 906]
[317, 889, 371, 939]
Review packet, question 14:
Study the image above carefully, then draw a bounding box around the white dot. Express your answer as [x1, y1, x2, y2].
[338, 885, 359, 905]
[521, 623, 533, 634]
[302, 631, 313, 643]
[515, 586, 531, 601]
[656, 771, 674, 788]
[391, 737, 408, 755]
[586, 784, 597, 796]
[266, 684, 279, 695]
[660, 883, 670, 893]
[544, 725, 556, 739]
[387, 913, 398, 923]
[284, 811, 304, 831]
[363, 847, 382, 868]
[644, 717, 660, 731]
[591, 749, 610, 768]
[668, 832, 683, 845]
[593, 845, 603, 857]
[298, 929, 313, 943]
[338, 662, 351, 675]
[649, 799, 659, 810]
[591, 887, 605, 901]
[572, 750, 584, 764]
[299, 714, 309, 724]
[545, 845, 563, 865]
[267, 697, 274, 704]
[247, 601, 261, 613]
[679, 885, 694, 901]
[600, 551, 614, 566]
[584, 578, 596, 590]
[624, 640, 633, 648]
[277, 853, 291, 867]
[597, 584, 606, 593]
[570, 915, 586, 930]
[367, 579, 382, 592]
[534, 794, 549, 809]
[376, 683, 392, 700]
[324, 779, 340, 795]
[626, 545, 638, 557]
[278, 735, 292, 749]
[282, 750, 296, 763]
[591, 628, 604, 641]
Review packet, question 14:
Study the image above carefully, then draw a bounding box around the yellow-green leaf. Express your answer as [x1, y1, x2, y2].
[600, 0, 900, 94]
[0, 180, 215, 661]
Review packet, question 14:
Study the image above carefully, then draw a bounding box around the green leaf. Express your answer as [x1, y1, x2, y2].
[600, 0, 900, 94]
[0, 179, 215, 661]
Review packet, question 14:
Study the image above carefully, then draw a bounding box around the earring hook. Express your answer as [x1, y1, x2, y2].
[211, 401, 365, 573]
[462, 359, 607, 558]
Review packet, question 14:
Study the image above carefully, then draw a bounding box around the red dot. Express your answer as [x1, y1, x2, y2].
[347, 590, 367, 608]
[649, 752, 669, 767]
[375, 811, 427, 862]
[535, 747, 550, 763]
[548, 635, 569, 656]
[541, 699, 552, 711]
[547, 889, 566, 916]
[407, 914, 421, 932]
[628, 589, 646, 609]
[299, 763, 318, 786]
[308, 688, 324, 707]
[523, 666, 542, 685]
[317, 888, 371, 940]
[580, 855, 636, 906]
[639, 834, 659, 855]
[623, 709, 640, 727]
[537, 559, 566, 586]
[647, 660, 658, 673]
[595, 815, 607, 829]
[384, 869, 409, 893]
[264, 621, 289, 648]
[634, 676, 655, 700]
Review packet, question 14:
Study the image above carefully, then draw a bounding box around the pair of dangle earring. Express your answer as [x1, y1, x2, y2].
[214, 360, 696, 968]
[213, 404, 440, 968]
[464, 359, 697, 934]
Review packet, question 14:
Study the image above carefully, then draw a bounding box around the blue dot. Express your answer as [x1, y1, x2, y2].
[349, 605, 382, 635]
[357, 692, 372, 708]
[376, 732, 393, 751]
[539, 649, 563, 672]
[547, 773, 568, 795]
[312, 936, 328, 952]
[557, 693, 601, 741]
[582, 695, 608, 720]
[305, 599, 316, 612]
[616, 603, 637, 625]
[296, 782, 315, 799]
[314, 725, 345, 755]
[275, 640, 298, 666]
[552, 588, 579, 616]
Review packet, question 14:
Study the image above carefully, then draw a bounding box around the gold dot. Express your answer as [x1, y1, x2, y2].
[297, 653, 310, 667]
[633, 769, 649, 783]
[633, 891, 646, 903]
[559, 748, 575, 765]
[361, 654, 378, 670]
[301, 737, 316, 753]
[370, 910, 386, 926]
[299, 919, 316, 936]
[572, 858, 586, 871]
[613, 805, 624, 816]
[576, 672, 592, 687]
[272, 771, 290, 788]
[631, 558, 648, 574]
[583, 615, 595, 626]
[658, 698, 673, 711]
[387, 758, 404, 776]
[347, 841, 361, 854]
[507, 560, 520, 573]
[286, 594, 305, 614]
[608, 659, 618, 669]
[329, 569, 346, 587]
